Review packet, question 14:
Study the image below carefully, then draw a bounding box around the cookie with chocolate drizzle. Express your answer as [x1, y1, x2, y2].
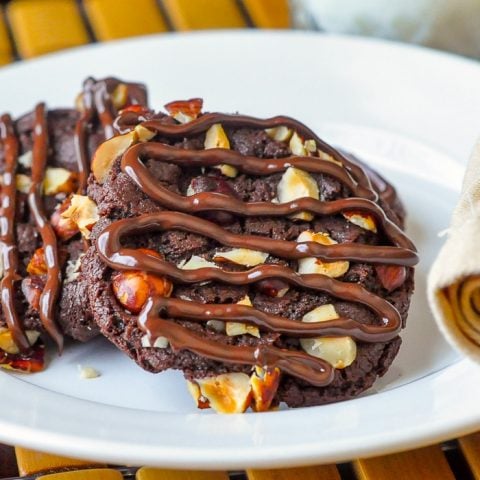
[84, 98, 417, 411]
[0, 77, 147, 372]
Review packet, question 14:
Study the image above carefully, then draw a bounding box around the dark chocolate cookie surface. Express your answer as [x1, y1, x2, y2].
[84, 101, 417, 411]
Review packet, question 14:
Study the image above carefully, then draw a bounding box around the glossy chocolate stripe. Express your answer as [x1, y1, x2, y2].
[0, 114, 29, 350]
[97, 232, 402, 335]
[140, 113, 376, 198]
[122, 154, 416, 253]
[28, 103, 63, 350]
[139, 298, 334, 387]
[145, 296, 400, 342]
[99, 211, 416, 266]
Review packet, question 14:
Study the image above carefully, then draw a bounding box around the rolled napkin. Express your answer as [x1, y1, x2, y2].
[428, 138, 480, 361]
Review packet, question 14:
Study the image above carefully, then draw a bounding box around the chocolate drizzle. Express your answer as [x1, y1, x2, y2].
[0, 114, 29, 350]
[75, 77, 148, 192]
[96, 111, 418, 386]
[28, 103, 64, 350]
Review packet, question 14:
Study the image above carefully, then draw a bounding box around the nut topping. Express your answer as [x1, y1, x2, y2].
[43, 168, 78, 195]
[250, 366, 280, 412]
[277, 167, 319, 221]
[265, 126, 292, 142]
[112, 249, 173, 314]
[60, 195, 99, 239]
[164, 98, 203, 124]
[15, 174, 31, 194]
[297, 230, 349, 278]
[375, 265, 407, 292]
[204, 123, 238, 178]
[226, 295, 260, 338]
[343, 211, 377, 233]
[213, 248, 268, 267]
[51, 196, 80, 241]
[26, 247, 47, 275]
[0, 327, 40, 355]
[289, 131, 316, 156]
[178, 255, 218, 271]
[111, 83, 129, 109]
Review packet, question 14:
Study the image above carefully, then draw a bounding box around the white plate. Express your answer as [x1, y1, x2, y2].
[1, 31, 480, 469]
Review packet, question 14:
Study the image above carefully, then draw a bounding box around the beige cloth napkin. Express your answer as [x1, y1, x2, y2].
[428, 138, 480, 361]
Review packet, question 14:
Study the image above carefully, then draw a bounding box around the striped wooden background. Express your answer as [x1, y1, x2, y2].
[0, 1, 479, 479]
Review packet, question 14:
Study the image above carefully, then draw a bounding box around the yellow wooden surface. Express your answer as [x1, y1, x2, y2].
[243, 0, 290, 28]
[84, 0, 168, 41]
[460, 433, 480, 480]
[38, 469, 123, 480]
[15, 447, 104, 476]
[0, 8, 12, 65]
[162, 0, 246, 30]
[247, 465, 341, 480]
[7, 0, 89, 58]
[136, 468, 229, 480]
[354, 446, 456, 480]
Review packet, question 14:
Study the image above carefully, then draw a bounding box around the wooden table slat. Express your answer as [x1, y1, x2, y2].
[15, 447, 105, 476]
[162, 0, 246, 31]
[136, 467, 229, 480]
[7, 0, 89, 59]
[38, 469, 123, 480]
[246, 465, 341, 480]
[354, 446, 456, 480]
[242, 0, 290, 28]
[459, 433, 480, 479]
[84, 0, 168, 41]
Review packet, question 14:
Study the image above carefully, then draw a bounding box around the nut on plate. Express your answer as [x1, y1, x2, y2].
[43, 167, 78, 195]
[250, 367, 281, 412]
[343, 211, 377, 233]
[112, 249, 173, 314]
[92, 124, 155, 183]
[164, 98, 203, 124]
[187, 372, 252, 414]
[300, 304, 357, 369]
[0, 328, 40, 355]
[297, 230, 349, 278]
[213, 248, 268, 267]
[60, 195, 99, 239]
[277, 167, 319, 221]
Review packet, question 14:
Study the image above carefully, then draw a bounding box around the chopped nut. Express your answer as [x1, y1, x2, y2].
[0, 328, 40, 355]
[22, 276, 45, 310]
[250, 367, 280, 412]
[75, 92, 85, 112]
[60, 195, 99, 239]
[141, 334, 169, 348]
[318, 150, 342, 166]
[112, 250, 173, 314]
[297, 230, 349, 278]
[226, 296, 260, 338]
[289, 132, 316, 157]
[78, 365, 101, 379]
[343, 211, 377, 233]
[64, 254, 84, 284]
[213, 248, 268, 267]
[164, 98, 203, 123]
[213, 164, 238, 178]
[375, 265, 407, 292]
[186, 381, 210, 409]
[277, 167, 319, 221]
[27, 248, 47, 276]
[43, 168, 78, 195]
[265, 126, 292, 142]
[178, 255, 218, 270]
[300, 336, 357, 369]
[16, 174, 32, 193]
[111, 83, 128, 110]
[92, 124, 155, 183]
[300, 303, 356, 368]
[302, 304, 339, 323]
[18, 150, 33, 169]
[206, 320, 225, 333]
[194, 373, 252, 414]
[256, 279, 289, 298]
[51, 197, 80, 241]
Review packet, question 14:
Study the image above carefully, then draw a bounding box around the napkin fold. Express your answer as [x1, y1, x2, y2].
[428, 138, 480, 361]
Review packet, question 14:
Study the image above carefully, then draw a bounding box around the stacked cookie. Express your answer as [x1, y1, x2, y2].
[0, 88, 418, 412]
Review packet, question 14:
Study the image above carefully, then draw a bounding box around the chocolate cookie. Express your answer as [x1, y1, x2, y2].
[84, 99, 417, 411]
[0, 77, 147, 371]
